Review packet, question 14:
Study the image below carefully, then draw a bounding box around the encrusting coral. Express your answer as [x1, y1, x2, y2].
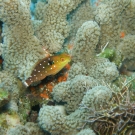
[0, 0, 135, 134]
[7, 122, 45, 135]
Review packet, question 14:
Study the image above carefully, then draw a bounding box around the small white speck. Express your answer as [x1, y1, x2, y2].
[34, 69, 36, 71]
[40, 63, 42, 65]
[34, 75, 36, 76]
[43, 67, 45, 68]
[51, 68, 52, 69]
[48, 63, 50, 65]
[41, 74, 42, 76]
[48, 58, 50, 60]
[57, 61, 58, 62]
[38, 71, 40, 72]
[44, 61, 46, 62]
[36, 77, 37, 79]
[54, 65, 56, 68]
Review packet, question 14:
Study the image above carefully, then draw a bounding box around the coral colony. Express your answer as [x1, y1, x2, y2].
[1, 0, 135, 134]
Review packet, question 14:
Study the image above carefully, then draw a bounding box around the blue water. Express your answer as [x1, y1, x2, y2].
[90, 0, 98, 6]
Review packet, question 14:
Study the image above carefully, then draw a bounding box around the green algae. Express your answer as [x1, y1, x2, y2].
[97, 48, 123, 68]
[0, 88, 10, 107]
[98, 48, 115, 61]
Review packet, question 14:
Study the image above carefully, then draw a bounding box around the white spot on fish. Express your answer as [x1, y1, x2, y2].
[38, 71, 40, 72]
[44, 61, 46, 62]
[40, 64, 42, 65]
[48, 63, 50, 65]
[34, 75, 36, 76]
[51, 68, 52, 70]
[43, 67, 45, 68]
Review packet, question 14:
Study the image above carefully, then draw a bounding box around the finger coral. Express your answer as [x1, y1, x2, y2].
[38, 84, 112, 135]
[1, 0, 135, 134]
[71, 20, 119, 82]
[34, 0, 85, 53]
[52, 75, 99, 113]
[38, 105, 90, 135]
[0, 0, 45, 81]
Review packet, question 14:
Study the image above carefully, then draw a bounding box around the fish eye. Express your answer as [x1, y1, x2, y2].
[48, 60, 54, 65]
[60, 57, 65, 62]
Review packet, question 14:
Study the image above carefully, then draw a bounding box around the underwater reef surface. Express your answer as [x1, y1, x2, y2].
[0, 0, 135, 134]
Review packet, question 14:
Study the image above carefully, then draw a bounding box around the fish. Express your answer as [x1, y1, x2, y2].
[24, 53, 71, 87]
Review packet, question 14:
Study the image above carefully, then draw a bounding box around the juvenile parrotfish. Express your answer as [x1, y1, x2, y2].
[24, 53, 71, 87]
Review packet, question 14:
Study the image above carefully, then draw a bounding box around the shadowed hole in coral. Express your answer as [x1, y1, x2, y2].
[47, 100, 55, 106]
[31, 104, 40, 112]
